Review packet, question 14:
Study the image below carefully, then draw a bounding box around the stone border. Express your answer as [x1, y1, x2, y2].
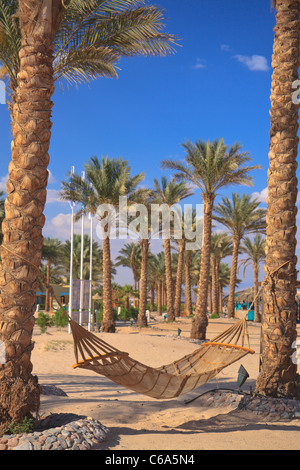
[0, 415, 109, 450]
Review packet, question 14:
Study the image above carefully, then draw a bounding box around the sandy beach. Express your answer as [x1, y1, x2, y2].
[28, 315, 300, 451]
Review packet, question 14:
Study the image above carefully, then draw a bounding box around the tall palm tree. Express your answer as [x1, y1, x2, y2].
[41, 237, 63, 312]
[213, 193, 266, 319]
[60, 156, 144, 333]
[256, 0, 300, 398]
[239, 235, 266, 322]
[162, 138, 260, 339]
[0, 0, 177, 430]
[152, 176, 193, 321]
[0, 0, 68, 433]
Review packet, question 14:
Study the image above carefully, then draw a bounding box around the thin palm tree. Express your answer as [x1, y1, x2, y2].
[0, 0, 177, 430]
[213, 193, 266, 319]
[115, 243, 142, 291]
[256, 0, 300, 399]
[210, 233, 233, 316]
[162, 138, 260, 339]
[41, 237, 63, 312]
[150, 252, 165, 315]
[152, 176, 193, 321]
[60, 156, 144, 333]
[239, 235, 266, 322]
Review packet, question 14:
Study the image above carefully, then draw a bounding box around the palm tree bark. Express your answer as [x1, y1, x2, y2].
[137, 239, 149, 327]
[227, 237, 240, 318]
[0, 0, 65, 430]
[174, 241, 185, 317]
[164, 238, 175, 321]
[191, 195, 214, 339]
[150, 281, 155, 312]
[101, 235, 115, 333]
[256, 0, 300, 398]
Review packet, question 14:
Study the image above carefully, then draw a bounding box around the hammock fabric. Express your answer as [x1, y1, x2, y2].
[69, 317, 255, 400]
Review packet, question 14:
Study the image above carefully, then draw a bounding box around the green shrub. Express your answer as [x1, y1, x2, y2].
[52, 308, 69, 328]
[36, 312, 52, 333]
[5, 416, 35, 435]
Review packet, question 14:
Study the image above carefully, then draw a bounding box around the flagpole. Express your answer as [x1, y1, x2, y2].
[88, 212, 93, 331]
[79, 171, 85, 326]
[68, 166, 75, 334]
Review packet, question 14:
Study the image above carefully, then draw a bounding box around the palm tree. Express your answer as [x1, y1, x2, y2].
[210, 233, 233, 316]
[60, 156, 144, 333]
[162, 138, 260, 339]
[150, 252, 165, 315]
[0, 0, 177, 430]
[115, 243, 142, 291]
[256, 1, 300, 398]
[41, 237, 63, 312]
[239, 235, 266, 322]
[152, 176, 193, 321]
[61, 234, 104, 281]
[213, 193, 266, 319]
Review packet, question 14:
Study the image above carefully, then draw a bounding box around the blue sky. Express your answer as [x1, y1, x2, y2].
[0, 1, 281, 288]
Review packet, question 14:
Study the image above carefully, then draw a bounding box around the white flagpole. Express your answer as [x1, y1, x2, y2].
[79, 171, 85, 326]
[68, 166, 75, 334]
[88, 212, 93, 331]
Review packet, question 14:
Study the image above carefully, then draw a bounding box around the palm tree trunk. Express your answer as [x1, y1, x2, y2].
[137, 239, 149, 327]
[183, 251, 192, 317]
[164, 238, 175, 321]
[219, 285, 223, 314]
[256, 0, 300, 398]
[174, 241, 185, 317]
[101, 234, 115, 333]
[211, 255, 218, 316]
[0, 0, 65, 431]
[150, 281, 155, 312]
[227, 237, 240, 318]
[45, 260, 51, 312]
[191, 195, 214, 339]
[253, 263, 260, 322]
[157, 280, 162, 315]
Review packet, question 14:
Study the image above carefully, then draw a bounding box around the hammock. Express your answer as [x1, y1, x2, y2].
[68, 317, 255, 400]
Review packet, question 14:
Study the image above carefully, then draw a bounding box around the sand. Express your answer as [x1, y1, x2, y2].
[31, 315, 300, 451]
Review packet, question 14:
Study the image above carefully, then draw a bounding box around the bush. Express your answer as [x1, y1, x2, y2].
[5, 416, 35, 435]
[36, 312, 52, 333]
[52, 308, 69, 328]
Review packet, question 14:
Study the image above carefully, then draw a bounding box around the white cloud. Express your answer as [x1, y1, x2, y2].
[0, 174, 8, 192]
[48, 169, 56, 184]
[46, 189, 62, 204]
[233, 54, 270, 72]
[252, 187, 268, 203]
[191, 59, 206, 70]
